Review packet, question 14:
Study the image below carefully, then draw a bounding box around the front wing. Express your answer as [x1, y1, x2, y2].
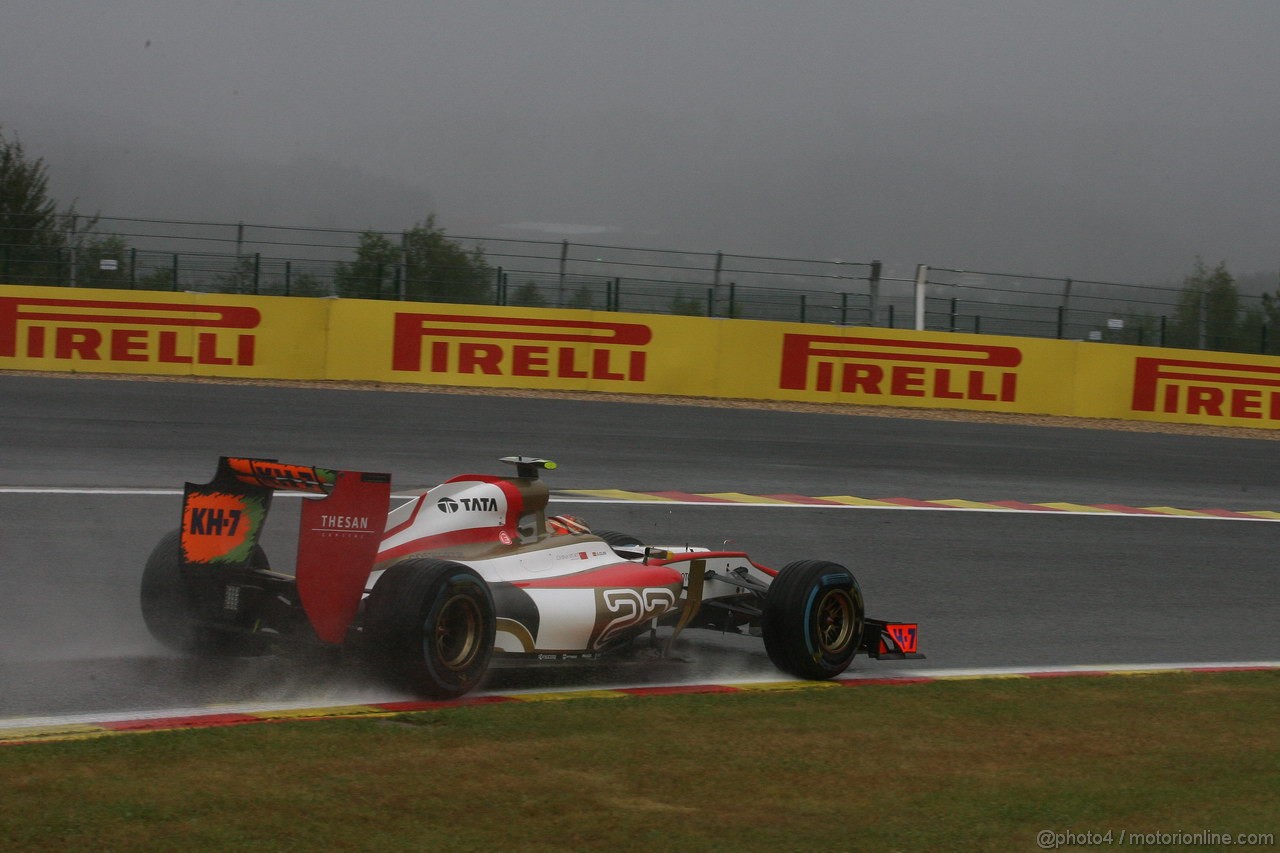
[860, 619, 924, 660]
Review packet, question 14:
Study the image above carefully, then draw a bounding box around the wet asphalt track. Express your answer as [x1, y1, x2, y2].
[2, 374, 1278, 719]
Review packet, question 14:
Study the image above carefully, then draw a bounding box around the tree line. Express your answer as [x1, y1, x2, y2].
[1158, 258, 1280, 354]
[4, 124, 1280, 350]
[0, 126, 493, 303]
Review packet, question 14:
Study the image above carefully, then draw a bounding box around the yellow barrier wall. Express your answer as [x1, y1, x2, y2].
[6, 284, 1280, 430]
[0, 285, 328, 380]
[325, 301, 724, 396]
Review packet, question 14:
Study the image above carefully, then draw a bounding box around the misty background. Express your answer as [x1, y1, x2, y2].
[2, 1, 1278, 285]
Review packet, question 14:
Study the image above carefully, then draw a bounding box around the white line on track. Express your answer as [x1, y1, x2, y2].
[556, 497, 1280, 521]
[0, 487, 184, 495]
[0, 697, 402, 730]
[4, 486, 1277, 521]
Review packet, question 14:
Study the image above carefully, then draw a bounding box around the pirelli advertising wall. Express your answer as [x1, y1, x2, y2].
[5, 283, 1280, 430]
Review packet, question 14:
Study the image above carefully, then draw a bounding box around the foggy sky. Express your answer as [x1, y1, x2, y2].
[3, 1, 1279, 283]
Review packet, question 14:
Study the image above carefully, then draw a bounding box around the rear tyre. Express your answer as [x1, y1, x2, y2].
[761, 560, 864, 680]
[140, 529, 270, 656]
[597, 530, 645, 558]
[363, 559, 496, 699]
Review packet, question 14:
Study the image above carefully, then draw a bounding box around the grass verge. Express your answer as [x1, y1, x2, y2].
[1, 671, 1277, 852]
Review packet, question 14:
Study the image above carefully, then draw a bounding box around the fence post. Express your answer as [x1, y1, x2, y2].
[557, 239, 569, 306]
[840, 292, 848, 326]
[129, 247, 137, 290]
[253, 252, 261, 294]
[1160, 315, 1167, 347]
[399, 231, 408, 301]
[1056, 305, 1065, 339]
[706, 287, 715, 317]
[67, 214, 78, 288]
[800, 294, 807, 323]
[284, 260, 292, 296]
[728, 282, 736, 318]
[913, 264, 928, 330]
[235, 221, 245, 293]
[868, 259, 882, 326]
[949, 297, 958, 332]
[712, 251, 723, 316]
[1197, 291, 1207, 349]
[888, 304, 895, 328]
[171, 253, 179, 290]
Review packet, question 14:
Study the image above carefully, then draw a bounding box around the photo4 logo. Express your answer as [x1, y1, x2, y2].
[778, 333, 1023, 404]
[0, 294, 259, 368]
[1132, 355, 1280, 422]
[391, 311, 651, 382]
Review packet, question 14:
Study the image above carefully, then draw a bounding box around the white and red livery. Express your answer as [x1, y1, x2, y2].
[142, 456, 921, 698]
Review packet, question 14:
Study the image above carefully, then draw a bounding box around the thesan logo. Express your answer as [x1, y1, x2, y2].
[1132, 356, 1280, 421]
[0, 295, 259, 366]
[319, 514, 371, 531]
[392, 312, 651, 381]
[779, 333, 1022, 402]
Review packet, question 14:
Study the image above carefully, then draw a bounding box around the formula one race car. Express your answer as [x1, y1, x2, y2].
[141, 456, 921, 698]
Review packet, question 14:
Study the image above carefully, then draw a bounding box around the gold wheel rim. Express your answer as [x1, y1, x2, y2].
[433, 593, 482, 670]
[815, 588, 855, 654]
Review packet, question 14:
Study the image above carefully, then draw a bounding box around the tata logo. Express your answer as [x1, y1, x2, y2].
[436, 496, 499, 513]
[392, 312, 650, 382]
[778, 333, 1022, 403]
[0, 295, 259, 366]
[1132, 356, 1280, 421]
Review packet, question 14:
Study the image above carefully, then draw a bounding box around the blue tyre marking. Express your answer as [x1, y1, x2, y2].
[802, 585, 820, 657]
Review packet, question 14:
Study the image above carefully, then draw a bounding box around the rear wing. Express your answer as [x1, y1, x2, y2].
[180, 456, 392, 644]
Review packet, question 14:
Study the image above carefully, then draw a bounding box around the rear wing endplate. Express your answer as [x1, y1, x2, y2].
[180, 456, 392, 644]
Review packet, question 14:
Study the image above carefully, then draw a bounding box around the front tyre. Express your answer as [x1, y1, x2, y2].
[363, 559, 496, 699]
[761, 560, 864, 680]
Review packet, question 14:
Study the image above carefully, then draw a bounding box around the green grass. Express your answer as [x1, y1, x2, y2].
[1, 671, 1277, 852]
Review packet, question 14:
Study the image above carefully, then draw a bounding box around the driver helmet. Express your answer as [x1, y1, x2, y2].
[548, 514, 591, 535]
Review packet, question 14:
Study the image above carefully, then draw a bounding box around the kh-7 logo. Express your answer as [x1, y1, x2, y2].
[187, 507, 243, 536]
[181, 491, 259, 563]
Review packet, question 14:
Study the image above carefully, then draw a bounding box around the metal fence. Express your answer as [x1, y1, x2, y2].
[2, 215, 1275, 354]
